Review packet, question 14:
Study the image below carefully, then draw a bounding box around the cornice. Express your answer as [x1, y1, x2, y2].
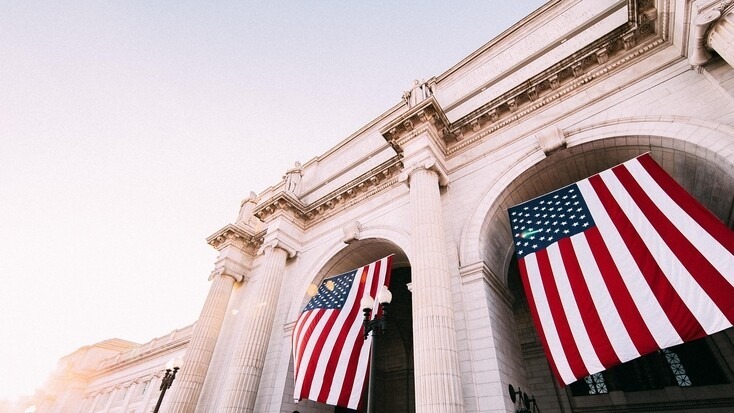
[379, 96, 453, 154]
[92, 332, 191, 377]
[206, 223, 265, 253]
[447, 1, 662, 148]
[379, 1, 665, 158]
[253, 156, 403, 226]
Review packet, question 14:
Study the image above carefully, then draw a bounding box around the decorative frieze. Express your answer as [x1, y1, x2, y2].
[252, 157, 403, 225]
[445, 1, 661, 148]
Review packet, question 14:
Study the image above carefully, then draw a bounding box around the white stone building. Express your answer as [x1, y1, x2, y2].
[32, 1, 734, 412]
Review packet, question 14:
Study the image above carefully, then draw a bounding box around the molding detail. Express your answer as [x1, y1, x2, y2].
[206, 224, 264, 253]
[446, 0, 661, 148]
[258, 239, 298, 259]
[447, 37, 665, 156]
[398, 155, 450, 187]
[380, 95, 452, 155]
[459, 261, 514, 309]
[253, 157, 403, 225]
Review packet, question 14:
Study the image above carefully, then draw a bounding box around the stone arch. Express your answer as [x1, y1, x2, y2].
[287, 226, 412, 323]
[284, 227, 415, 413]
[459, 117, 734, 286]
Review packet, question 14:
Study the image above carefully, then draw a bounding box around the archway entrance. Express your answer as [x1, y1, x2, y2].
[292, 239, 415, 413]
[488, 139, 734, 412]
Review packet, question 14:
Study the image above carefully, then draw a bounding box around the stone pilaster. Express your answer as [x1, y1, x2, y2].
[220, 240, 295, 412]
[402, 159, 464, 413]
[141, 376, 158, 412]
[119, 383, 134, 413]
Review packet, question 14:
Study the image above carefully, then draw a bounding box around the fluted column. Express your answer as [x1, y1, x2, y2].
[166, 271, 241, 412]
[708, 8, 734, 68]
[220, 243, 290, 412]
[404, 161, 464, 413]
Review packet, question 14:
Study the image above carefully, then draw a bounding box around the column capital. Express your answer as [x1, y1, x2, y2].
[398, 155, 450, 187]
[258, 238, 298, 259]
[210, 243, 254, 283]
[209, 266, 245, 283]
[689, 1, 734, 66]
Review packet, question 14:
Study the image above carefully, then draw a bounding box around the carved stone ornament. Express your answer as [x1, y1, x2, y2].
[398, 156, 450, 187]
[447, 1, 660, 148]
[206, 224, 264, 253]
[535, 125, 566, 155]
[342, 220, 362, 244]
[254, 158, 402, 226]
[404, 79, 433, 108]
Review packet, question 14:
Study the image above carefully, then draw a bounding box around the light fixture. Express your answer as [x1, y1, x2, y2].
[152, 357, 183, 413]
[508, 384, 539, 413]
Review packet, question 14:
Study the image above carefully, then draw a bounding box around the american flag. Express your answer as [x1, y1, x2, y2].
[508, 153, 734, 385]
[292, 255, 393, 410]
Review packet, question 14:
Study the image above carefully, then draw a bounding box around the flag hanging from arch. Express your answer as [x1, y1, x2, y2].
[292, 255, 393, 410]
[508, 153, 734, 385]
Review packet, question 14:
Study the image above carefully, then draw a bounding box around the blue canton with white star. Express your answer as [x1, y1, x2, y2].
[303, 270, 356, 311]
[508, 183, 595, 259]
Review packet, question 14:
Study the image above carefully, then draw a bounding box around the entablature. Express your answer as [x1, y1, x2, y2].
[206, 224, 265, 253]
[380, 0, 666, 158]
[252, 156, 403, 226]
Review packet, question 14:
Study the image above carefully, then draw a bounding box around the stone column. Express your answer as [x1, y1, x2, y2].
[166, 271, 243, 412]
[707, 7, 734, 68]
[220, 241, 292, 412]
[402, 159, 464, 413]
[164, 222, 254, 413]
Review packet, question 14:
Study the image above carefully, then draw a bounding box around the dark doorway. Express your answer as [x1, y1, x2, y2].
[371, 266, 415, 412]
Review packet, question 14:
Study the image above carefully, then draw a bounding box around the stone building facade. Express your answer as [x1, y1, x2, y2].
[32, 1, 734, 412]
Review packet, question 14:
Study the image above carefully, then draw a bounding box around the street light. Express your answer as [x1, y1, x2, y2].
[361, 285, 392, 413]
[152, 357, 183, 413]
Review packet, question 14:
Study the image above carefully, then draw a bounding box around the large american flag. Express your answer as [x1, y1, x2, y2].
[508, 153, 734, 385]
[292, 255, 393, 410]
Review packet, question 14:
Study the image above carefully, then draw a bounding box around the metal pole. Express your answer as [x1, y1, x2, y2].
[152, 370, 170, 413]
[366, 332, 376, 413]
[152, 366, 179, 413]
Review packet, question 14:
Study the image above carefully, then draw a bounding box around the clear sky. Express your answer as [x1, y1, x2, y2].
[0, 0, 544, 402]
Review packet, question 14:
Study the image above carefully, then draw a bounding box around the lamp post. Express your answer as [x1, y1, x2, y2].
[361, 285, 392, 413]
[152, 357, 182, 413]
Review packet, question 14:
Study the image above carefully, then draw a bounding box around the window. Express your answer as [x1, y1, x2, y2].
[140, 380, 150, 397]
[663, 348, 691, 387]
[570, 338, 728, 396]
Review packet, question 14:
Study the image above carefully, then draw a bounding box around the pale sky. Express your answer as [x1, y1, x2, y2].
[0, 1, 544, 401]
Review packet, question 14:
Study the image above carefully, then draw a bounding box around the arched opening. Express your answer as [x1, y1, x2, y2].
[492, 139, 734, 412]
[288, 238, 415, 413]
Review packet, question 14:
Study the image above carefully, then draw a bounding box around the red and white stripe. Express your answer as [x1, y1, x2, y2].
[292, 255, 392, 409]
[519, 154, 734, 385]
